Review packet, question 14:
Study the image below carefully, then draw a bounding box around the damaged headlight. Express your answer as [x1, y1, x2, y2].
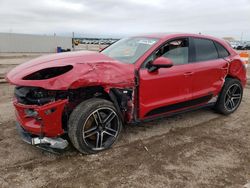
[24, 109, 38, 117]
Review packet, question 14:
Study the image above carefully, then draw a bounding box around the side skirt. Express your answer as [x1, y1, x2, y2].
[145, 94, 213, 117]
[130, 102, 216, 125]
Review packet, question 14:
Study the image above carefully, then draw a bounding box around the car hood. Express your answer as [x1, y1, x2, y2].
[6, 51, 135, 90]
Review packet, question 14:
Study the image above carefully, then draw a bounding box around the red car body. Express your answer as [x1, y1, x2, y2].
[6, 33, 247, 147]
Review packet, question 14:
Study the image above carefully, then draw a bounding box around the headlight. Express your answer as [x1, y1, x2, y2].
[24, 109, 38, 117]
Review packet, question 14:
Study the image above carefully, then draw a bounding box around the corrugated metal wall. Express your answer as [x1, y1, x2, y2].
[0, 33, 72, 53]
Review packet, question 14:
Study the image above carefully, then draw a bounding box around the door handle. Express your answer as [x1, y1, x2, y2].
[184, 72, 193, 76]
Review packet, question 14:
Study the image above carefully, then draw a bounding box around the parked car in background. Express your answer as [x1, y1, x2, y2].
[229, 41, 246, 50]
[231, 41, 250, 50]
[243, 43, 250, 50]
[229, 41, 240, 49]
[236, 44, 245, 50]
[6, 33, 247, 154]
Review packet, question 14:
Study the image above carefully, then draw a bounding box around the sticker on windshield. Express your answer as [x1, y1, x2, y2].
[138, 39, 157, 45]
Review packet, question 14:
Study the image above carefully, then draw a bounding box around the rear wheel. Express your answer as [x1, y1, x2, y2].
[68, 98, 122, 154]
[215, 78, 243, 115]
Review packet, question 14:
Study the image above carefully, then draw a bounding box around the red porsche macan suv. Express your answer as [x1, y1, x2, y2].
[6, 33, 247, 154]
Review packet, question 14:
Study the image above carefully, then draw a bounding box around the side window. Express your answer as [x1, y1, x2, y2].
[214, 42, 230, 58]
[143, 38, 189, 68]
[161, 39, 189, 65]
[193, 38, 218, 62]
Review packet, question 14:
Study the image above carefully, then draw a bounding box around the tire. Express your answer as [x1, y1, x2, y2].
[215, 78, 243, 115]
[68, 98, 122, 154]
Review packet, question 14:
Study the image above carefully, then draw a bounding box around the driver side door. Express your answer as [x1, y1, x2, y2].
[138, 38, 193, 118]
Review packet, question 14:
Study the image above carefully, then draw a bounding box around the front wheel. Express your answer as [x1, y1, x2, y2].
[215, 78, 243, 115]
[68, 98, 122, 154]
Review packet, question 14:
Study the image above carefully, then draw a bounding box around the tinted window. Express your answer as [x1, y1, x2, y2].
[214, 42, 230, 58]
[193, 38, 218, 62]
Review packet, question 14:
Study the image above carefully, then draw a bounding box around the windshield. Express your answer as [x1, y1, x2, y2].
[101, 37, 159, 64]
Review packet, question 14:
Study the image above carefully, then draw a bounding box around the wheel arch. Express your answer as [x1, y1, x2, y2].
[225, 74, 238, 80]
[63, 86, 134, 129]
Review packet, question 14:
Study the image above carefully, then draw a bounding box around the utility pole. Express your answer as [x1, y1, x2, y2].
[72, 32, 75, 51]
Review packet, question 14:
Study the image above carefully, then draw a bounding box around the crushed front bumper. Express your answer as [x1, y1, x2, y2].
[16, 122, 69, 153]
[14, 99, 69, 153]
[14, 99, 68, 137]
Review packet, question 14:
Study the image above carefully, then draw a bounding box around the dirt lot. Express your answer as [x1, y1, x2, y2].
[0, 52, 250, 188]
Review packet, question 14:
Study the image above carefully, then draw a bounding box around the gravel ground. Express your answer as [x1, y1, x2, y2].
[0, 52, 249, 188]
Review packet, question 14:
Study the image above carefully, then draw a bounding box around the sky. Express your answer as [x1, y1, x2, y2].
[0, 0, 249, 40]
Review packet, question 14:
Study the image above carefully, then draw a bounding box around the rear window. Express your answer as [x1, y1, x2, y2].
[214, 42, 230, 58]
[193, 38, 218, 62]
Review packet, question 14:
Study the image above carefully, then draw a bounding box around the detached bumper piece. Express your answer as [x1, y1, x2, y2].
[31, 137, 68, 149]
[16, 122, 68, 154]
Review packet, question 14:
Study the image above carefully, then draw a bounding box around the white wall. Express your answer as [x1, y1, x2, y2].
[0, 33, 72, 53]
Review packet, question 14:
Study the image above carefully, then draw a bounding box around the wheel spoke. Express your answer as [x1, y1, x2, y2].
[106, 127, 117, 134]
[83, 129, 98, 138]
[226, 93, 231, 98]
[104, 111, 116, 126]
[100, 132, 104, 148]
[93, 113, 99, 125]
[85, 126, 97, 134]
[231, 85, 238, 95]
[229, 99, 235, 108]
[95, 132, 100, 148]
[93, 110, 103, 125]
[232, 93, 241, 98]
[232, 96, 241, 100]
[103, 129, 116, 137]
[95, 132, 104, 148]
[225, 98, 230, 107]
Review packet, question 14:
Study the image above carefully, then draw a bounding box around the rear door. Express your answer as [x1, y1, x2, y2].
[190, 37, 229, 100]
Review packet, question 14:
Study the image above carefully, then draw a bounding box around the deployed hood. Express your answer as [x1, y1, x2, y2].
[6, 51, 135, 90]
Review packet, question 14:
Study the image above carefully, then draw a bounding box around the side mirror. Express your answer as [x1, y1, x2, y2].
[148, 57, 173, 72]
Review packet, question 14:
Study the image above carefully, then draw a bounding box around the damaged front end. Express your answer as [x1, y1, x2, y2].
[6, 51, 136, 152]
[13, 86, 136, 152]
[14, 86, 69, 136]
[14, 86, 69, 151]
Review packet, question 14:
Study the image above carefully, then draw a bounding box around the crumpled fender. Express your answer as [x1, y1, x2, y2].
[228, 58, 247, 87]
[69, 62, 135, 92]
[6, 51, 135, 91]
